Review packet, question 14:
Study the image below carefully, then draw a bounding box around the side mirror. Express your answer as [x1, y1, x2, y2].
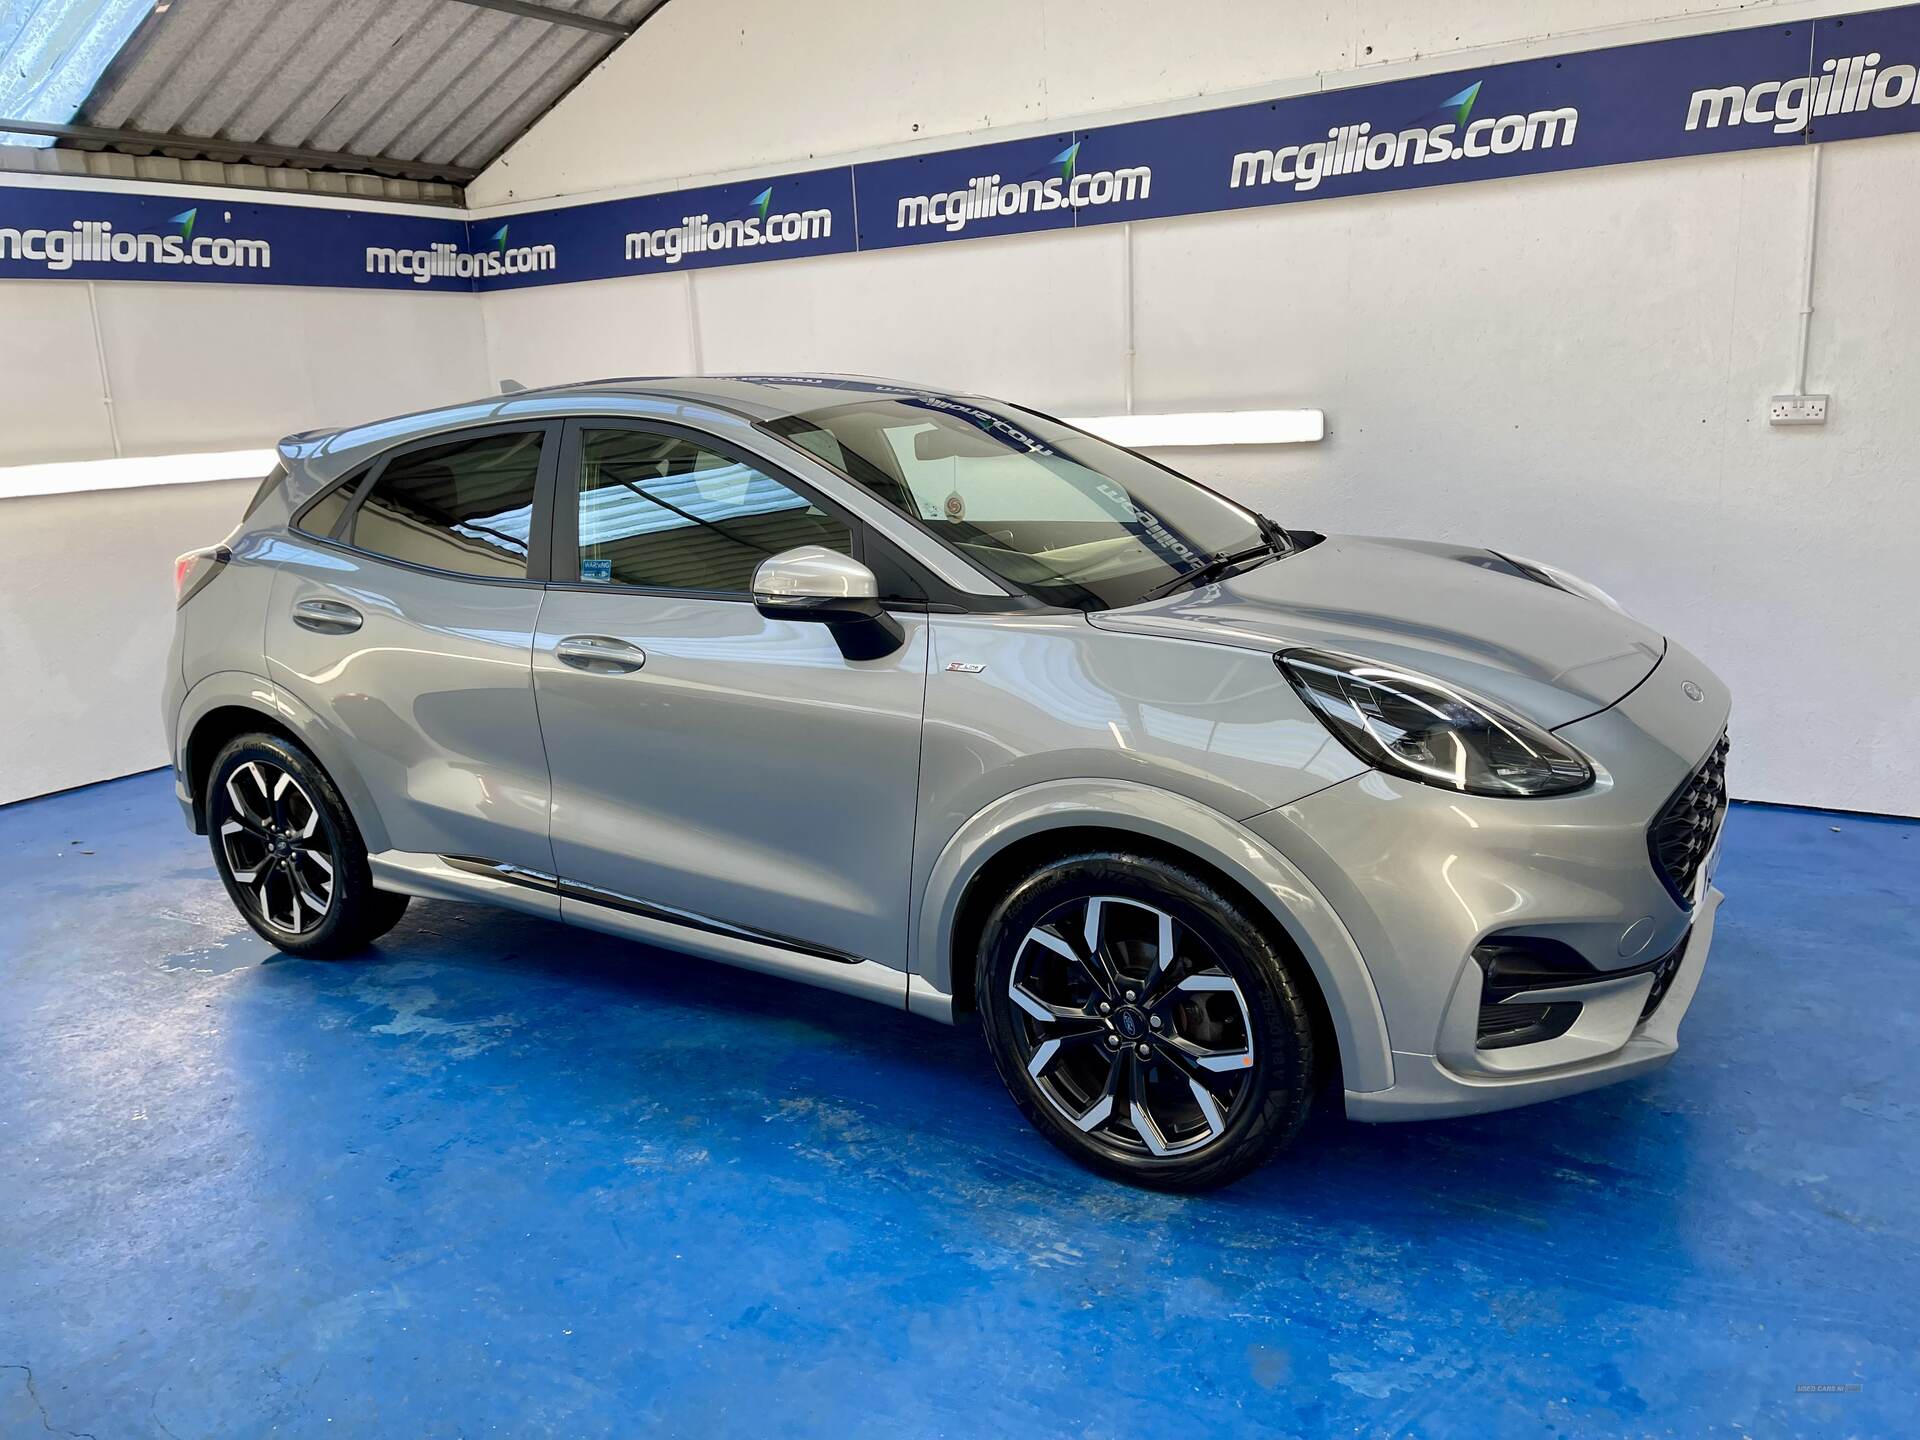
[752, 546, 905, 659]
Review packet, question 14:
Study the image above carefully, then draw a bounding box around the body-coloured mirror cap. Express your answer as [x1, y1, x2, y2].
[752, 547, 903, 658]
[752, 546, 880, 605]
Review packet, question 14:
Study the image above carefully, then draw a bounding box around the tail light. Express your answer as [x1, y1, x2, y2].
[173, 545, 231, 607]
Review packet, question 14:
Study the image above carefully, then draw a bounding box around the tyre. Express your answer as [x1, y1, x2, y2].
[976, 851, 1317, 1190]
[206, 733, 409, 957]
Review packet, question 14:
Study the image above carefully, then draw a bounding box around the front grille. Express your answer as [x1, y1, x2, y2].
[1649, 731, 1729, 906]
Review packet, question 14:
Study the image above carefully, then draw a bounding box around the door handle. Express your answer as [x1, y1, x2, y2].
[555, 635, 647, 675]
[291, 597, 363, 635]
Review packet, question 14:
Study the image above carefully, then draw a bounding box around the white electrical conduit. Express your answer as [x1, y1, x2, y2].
[1793, 143, 1822, 397]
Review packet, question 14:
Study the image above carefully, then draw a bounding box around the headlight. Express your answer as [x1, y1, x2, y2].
[1495, 552, 1625, 614]
[1278, 649, 1594, 797]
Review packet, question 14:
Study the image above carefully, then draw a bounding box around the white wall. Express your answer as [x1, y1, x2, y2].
[1, 218, 492, 803]
[464, 0, 1920, 815]
[0, 275, 490, 464]
[0, 478, 255, 804]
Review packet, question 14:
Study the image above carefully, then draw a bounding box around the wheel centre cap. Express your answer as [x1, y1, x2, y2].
[1114, 1006, 1147, 1040]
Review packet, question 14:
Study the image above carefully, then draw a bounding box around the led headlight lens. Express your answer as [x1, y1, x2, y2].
[1495, 552, 1625, 614]
[1279, 649, 1594, 797]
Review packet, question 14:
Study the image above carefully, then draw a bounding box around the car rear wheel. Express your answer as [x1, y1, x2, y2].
[977, 851, 1317, 1190]
[207, 733, 408, 957]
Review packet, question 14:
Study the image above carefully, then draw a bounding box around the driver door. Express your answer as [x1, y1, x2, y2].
[531, 418, 931, 985]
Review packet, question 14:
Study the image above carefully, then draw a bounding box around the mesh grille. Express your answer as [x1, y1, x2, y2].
[1649, 732, 1730, 906]
[1638, 933, 1691, 1021]
[1476, 1000, 1581, 1050]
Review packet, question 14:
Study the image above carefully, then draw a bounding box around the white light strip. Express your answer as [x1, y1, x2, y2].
[0, 413, 1324, 499]
[0, 448, 277, 501]
[1065, 409, 1325, 448]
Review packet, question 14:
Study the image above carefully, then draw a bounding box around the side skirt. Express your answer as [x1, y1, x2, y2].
[366, 850, 912, 1013]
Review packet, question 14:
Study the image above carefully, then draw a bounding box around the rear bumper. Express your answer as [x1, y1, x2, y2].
[1344, 882, 1720, 1120]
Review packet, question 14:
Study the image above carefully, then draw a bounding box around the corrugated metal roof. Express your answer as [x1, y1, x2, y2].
[0, 0, 153, 146]
[19, 0, 668, 187]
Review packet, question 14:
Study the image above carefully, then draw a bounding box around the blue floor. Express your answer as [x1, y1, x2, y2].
[1, 772, 1915, 1437]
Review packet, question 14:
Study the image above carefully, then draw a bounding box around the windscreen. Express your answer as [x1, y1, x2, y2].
[762, 394, 1269, 609]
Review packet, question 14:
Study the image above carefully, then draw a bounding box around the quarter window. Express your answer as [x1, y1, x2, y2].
[349, 430, 543, 579]
[574, 428, 852, 592]
[294, 472, 362, 539]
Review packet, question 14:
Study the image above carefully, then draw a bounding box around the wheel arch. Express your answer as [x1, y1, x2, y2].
[913, 780, 1394, 1095]
[175, 674, 392, 853]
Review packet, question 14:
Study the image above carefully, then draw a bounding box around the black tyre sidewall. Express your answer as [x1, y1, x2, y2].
[976, 850, 1317, 1191]
[207, 734, 399, 957]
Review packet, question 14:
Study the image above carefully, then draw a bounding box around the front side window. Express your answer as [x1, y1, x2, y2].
[574, 428, 852, 592]
[349, 430, 543, 579]
[763, 395, 1276, 609]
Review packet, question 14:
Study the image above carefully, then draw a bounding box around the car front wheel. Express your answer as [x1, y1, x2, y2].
[976, 851, 1317, 1190]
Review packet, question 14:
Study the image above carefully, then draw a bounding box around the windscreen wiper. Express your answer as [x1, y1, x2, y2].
[1253, 512, 1294, 553]
[1140, 525, 1290, 601]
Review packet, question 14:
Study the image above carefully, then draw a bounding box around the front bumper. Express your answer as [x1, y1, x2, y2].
[1346, 878, 1720, 1120]
[1245, 640, 1731, 1121]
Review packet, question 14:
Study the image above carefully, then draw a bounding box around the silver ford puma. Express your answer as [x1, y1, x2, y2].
[165, 374, 1730, 1189]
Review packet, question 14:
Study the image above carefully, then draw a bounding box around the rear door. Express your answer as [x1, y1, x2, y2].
[530, 418, 930, 974]
[264, 422, 560, 873]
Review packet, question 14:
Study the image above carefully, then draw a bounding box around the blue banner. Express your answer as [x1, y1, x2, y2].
[476, 165, 855, 290]
[853, 132, 1080, 250]
[1809, 2, 1920, 143]
[5, 4, 1920, 292]
[1041, 21, 1814, 229]
[858, 4, 1920, 248]
[0, 185, 472, 290]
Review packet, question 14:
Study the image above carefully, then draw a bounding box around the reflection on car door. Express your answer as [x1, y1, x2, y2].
[531, 420, 930, 984]
[265, 423, 559, 874]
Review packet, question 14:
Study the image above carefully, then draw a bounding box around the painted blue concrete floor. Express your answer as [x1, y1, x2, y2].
[1, 773, 1915, 1438]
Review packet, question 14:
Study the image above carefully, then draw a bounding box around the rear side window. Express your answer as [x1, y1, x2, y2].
[575, 427, 852, 592]
[349, 430, 543, 579]
[294, 472, 364, 539]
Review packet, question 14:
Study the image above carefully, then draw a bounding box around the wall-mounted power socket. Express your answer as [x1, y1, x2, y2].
[1769, 394, 1829, 426]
